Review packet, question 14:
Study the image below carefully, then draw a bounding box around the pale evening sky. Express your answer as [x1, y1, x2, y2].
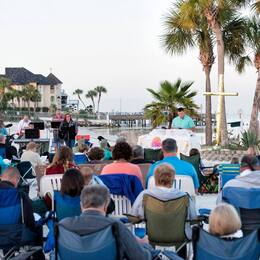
[0, 0, 256, 119]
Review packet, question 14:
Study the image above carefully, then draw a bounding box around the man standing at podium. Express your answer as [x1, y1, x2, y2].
[172, 107, 195, 131]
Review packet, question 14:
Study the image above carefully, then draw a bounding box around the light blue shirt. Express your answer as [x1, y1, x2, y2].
[146, 156, 199, 189]
[172, 115, 195, 129]
[0, 128, 8, 136]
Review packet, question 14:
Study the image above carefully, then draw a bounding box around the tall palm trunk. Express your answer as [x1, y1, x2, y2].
[205, 67, 213, 145]
[91, 97, 95, 112]
[249, 56, 260, 137]
[78, 95, 86, 108]
[97, 93, 101, 114]
[205, 10, 228, 146]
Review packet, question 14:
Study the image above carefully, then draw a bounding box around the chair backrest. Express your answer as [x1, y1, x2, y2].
[56, 224, 117, 260]
[148, 175, 195, 197]
[144, 148, 162, 163]
[192, 227, 260, 260]
[0, 147, 6, 159]
[0, 188, 21, 225]
[17, 161, 35, 179]
[54, 191, 81, 221]
[138, 163, 152, 186]
[143, 194, 189, 247]
[218, 164, 240, 189]
[73, 154, 89, 165]
[222, 187, 260, 232]
[39, 174, 62, 197]
[110, 194, 132, 217]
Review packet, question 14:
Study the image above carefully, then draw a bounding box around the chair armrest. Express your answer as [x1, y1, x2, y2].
[124, 214, 143, 224]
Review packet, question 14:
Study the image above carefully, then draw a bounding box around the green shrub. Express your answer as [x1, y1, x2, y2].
[240, 130, 260, 151]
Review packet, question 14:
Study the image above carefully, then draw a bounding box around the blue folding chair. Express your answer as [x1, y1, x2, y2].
[192, 226, 260, 260]
[222, 187, 260, 234]
[54, 191, 81, 221]
[218, 164, 240, 190]
[54, 223, 118, 260]
[73, 153, 89, 165]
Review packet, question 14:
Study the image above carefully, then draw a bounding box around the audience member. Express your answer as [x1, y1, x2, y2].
[81, 166, 104, 186]
[59, 185, 151, 259]
[146, 138, 199, 191]
[101, 142, 143, 183]
[74, 143, 89, 164]
[230, 157, 239, 164]
[0, 120, 8, 136]
[46, 146, 77, 175]
[209, 204, 242, 238]
[100, 139, 112, 160]
[59, 113, 77, 148]
[0, 167, 35, 229]
[21, 142, 43, 171]
[116, 136, 127, 144]
[88, 147, 105, 164]
[131, 164, 196, 221]
[131, 145, 150, 164]
[17, 115, 30, 136]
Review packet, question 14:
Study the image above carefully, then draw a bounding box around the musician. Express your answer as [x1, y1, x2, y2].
[52, 109, 63, 148]
[17, 115, 31, 136]
[172, 107, 195, 131]
[59, 113, 77, 148]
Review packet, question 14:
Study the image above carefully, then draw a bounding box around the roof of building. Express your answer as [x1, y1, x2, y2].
[2, 67, 62, 86]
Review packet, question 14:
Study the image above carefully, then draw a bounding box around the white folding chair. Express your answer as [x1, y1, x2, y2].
[110, 194, 132, 218]
[39, 174, 62, 198]
[148, 175, 196, 198]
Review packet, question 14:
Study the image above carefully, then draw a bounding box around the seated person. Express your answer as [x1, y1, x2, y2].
[74, 143, 89, 164]
[0, 120, 8, 136]
[230, 156, 239, 164]
[0, 134, 18, 160]
[45, 146, 77, 175]
[131, 145, 151, 164]
[87, 147, 105, 164]
[59, 185, 151, 260]
[146, 138, 199, 192]
[131, 164, 196, 222]
[209, 203, 242, 238]
[0, 167, 36, 230]
[101, 142, 143, 184]
[100, 139, 112, 160]
[21, 142, 43, 172]
[81, 166, 105, 186]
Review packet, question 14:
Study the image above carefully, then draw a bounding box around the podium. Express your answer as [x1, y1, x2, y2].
[138, 129, 201, 156]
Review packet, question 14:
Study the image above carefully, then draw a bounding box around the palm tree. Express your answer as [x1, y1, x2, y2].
[73, 89, 86, 108]
[0, 77, 11, 113]
[144, 79, 198, 129]
[232, 15, 260, 137]
[176, 0, 247, 146]
[22, 84, 40, 115]
[86, 90, 98, 112]
[162, 3, 215, 145]
[94, 86, 107, 114]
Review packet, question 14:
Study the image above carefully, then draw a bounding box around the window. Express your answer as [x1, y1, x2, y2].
[50, 85, 55, 94]
[50, 96, 55, 103]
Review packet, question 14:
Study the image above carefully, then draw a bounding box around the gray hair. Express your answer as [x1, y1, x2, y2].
[240, 155, 258, 170]
[116, 137, 126, 144]
[80, 185, 110, 209]
[162, 138, 177, 153]
[132, 145, 144, 158]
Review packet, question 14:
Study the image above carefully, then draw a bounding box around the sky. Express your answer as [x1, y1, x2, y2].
[0, 0, 257, 119]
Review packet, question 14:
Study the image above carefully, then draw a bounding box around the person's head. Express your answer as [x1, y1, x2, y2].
[0, 167, 20, 187]
[88, 147, 104, 161]
[162, 138, 178, 155]
[56, 109, 62, 117]
[112, 141, 132, 161]
[116, 136, 126, 144]
[230, 157, 239, 164]
[80, 185, 110, 214]
[209, 204, 241, 236]
[60, 168, 84, 197]
[64, 113, 72, 123]
[154, 164, 175, 188]
[132, 145, 144, 159]
[240, 155, 258, 172]
[0, 135, 6, 144]
[100, 139, 108, 150]
[177, 107, 185, 119]
[189, 148, 200, 157]
[52, 146, 74, 170]
[26, 142, 38, 152]
[78, 143, 89, 153]
[80, 166, 94, 185]
[23, 115, 29, 122]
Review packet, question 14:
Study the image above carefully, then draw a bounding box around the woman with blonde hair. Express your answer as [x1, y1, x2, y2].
[209, 203, 242, 238]
[46, 146, 77, 175]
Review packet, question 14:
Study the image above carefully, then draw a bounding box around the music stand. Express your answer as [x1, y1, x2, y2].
[32, 122, 45, 130]
[51, 121, 61, 129]
[25, 129, 40, 139]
